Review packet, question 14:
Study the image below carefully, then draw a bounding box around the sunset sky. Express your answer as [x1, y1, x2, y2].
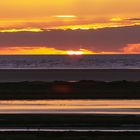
[0, 0, 140, 54]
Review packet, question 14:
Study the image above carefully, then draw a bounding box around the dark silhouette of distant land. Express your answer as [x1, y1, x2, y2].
[0, 80, 140, 99]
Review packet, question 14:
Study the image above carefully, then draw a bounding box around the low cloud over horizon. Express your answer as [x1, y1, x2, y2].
[0, 25, 140, 54]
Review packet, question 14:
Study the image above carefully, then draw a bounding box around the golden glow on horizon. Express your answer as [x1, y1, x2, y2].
[0, 46, 135, 55]
[0, 47, 94, 55]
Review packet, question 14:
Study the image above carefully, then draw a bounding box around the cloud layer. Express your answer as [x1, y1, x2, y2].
[0, 25, 140, 53]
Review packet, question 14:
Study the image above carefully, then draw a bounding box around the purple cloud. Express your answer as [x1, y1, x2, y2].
[0, 25, 140, 52]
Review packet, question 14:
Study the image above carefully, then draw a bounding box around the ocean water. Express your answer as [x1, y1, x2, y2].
[0, 54, 140, 69]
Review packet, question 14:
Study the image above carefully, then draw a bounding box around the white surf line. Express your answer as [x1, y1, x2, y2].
[0, 129, 140, 132]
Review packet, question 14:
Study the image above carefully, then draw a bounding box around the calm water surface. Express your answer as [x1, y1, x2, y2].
[0, 100, 140, 114]
[0, 55, 140, 69]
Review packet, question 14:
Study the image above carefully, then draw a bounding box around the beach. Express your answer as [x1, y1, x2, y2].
[0, 69, 139, 139]
[0, 69, 140, 82]
[0, 114, 139, 139]
[0, 131, 140, 140]
[0, 113, 140, 131]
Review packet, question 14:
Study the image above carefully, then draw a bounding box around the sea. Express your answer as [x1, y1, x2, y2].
[0, 54, 140, 69]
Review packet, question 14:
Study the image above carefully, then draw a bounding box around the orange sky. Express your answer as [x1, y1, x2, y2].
[0, 0, 140, 29]
[0, 0, 140, 54]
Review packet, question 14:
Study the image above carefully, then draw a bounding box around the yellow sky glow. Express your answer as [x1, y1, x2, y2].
[0, 47, 95, 55]
[55, 15, 77, 18]
[0, 0, 140, 30]
[0, 0, 140, 54]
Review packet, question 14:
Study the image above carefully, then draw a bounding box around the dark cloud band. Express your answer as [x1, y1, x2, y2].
[0, 25, 140, 52]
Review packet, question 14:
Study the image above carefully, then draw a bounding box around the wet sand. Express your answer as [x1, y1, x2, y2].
[0, 69, 140, 82]
[0, 114, 139, 128]
[0, 100, 139, 115]
[0, 131, 140, 140]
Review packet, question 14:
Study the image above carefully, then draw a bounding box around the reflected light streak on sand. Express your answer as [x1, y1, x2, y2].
[0, 100, 139, 114]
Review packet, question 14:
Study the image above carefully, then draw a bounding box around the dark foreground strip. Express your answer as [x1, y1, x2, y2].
[0, 131, 140, 140]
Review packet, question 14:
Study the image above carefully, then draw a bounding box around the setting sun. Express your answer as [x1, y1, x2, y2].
[67, 50, 84, 55]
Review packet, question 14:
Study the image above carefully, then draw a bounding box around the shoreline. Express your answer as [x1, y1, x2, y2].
[0, 69, 140, 82]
